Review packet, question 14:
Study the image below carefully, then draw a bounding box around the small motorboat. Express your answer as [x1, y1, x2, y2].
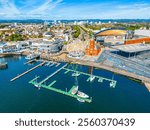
[72, 73, 80, 77]
[77, 98, 85, 103]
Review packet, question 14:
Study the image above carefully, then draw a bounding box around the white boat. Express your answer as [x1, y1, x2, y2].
[71, 86, 78, 95]
[90, 75, 95, 82]
[25, 54, 39, 60]
[110, 81, 115, 88]
[72, 73, 80, 77]
[77, 98, 85, 103]
[34, 84, 41, 89]
[77, 91, 89, 98]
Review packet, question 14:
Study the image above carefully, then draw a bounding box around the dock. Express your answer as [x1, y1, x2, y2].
[24, 59, 36, 65]
[63, 67, 117, 88]
[10, 62, 45, 82]
[38, 63, 68, 85]
[73, 60, 150, 85]
[63, 68, 116, 82]
[29, 79, 92, 103]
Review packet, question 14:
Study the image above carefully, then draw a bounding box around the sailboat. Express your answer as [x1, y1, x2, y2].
[34, 76, 41, 89]
[74, 75, 89, 103]
[90, 67, 95, 82]
[110, 74, 115, 88]
[71, 75, 79, 95]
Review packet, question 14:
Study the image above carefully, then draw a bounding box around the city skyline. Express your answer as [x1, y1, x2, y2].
[0, 0, 150, 20]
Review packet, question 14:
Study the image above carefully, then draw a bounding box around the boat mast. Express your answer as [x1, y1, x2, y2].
[75, 75, 78, 86]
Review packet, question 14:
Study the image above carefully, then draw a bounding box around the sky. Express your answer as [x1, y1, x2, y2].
[0, 0, 150, 20]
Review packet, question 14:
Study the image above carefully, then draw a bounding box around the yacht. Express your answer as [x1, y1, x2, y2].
[71, 86, 79, 95]
[77, 91, 89, 103]
[77, 91, 89, 98]
[25, 54, 40, 60]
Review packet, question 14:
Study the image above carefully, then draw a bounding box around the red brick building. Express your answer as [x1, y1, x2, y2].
[85, 39, 101, 56]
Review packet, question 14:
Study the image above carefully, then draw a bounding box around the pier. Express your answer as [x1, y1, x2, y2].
[10, 62, 45, 82]
[70, 60, 150, 90]
[63, 67, 117, 85]
[29, 78, 92, 103]
[38, 63, 68, 84]
[24, 59, 36, 65]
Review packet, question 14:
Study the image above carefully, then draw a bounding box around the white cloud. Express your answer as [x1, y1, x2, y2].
[28, 0, 63, 17]
[51, 2, 150, 19]
[0, 0, 149, 19]
[0, 0, 63, 19]
[0, 0, 20, 18]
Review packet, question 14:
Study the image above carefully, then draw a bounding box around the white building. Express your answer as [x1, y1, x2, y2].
[135, 30, 150, 37]
[64, 34, 69, 42]
[0, 42, 17, 53]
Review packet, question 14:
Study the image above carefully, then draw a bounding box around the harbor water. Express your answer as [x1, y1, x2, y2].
[0, 56, 150, 113]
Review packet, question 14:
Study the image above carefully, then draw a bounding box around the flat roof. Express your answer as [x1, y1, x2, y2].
[112, 44, 150, 53]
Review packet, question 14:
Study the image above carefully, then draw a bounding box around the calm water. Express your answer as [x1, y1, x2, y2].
[0, 56, 150, 113]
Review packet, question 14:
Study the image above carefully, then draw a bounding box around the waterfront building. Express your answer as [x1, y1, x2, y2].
[37, 40, 63, 54]
[67, 51, 85, 59]
[134, 29, 150, 37]
[0, 42, 17, 53]
[85, 39, 101, 56]
[95, 28, 128, 45]
[43, 32, 54, 41]
[125, 37, 150, 45]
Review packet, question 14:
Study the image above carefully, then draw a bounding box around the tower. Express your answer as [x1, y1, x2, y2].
[85, 39, 101, 56]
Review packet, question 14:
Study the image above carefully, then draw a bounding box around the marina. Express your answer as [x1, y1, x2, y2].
[28, 62, 117, 103]
[1, 56, 150, 112]
[0, 17, 150, 112]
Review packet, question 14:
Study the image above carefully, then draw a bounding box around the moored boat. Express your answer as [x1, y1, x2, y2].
[77, 98, 85, 103]
[71, 86, 78, 95]
[77, 91, 89, 98]
[72, 73, 80, 77]
[90, 75, 95, 82]
[25, 54, 40, 60]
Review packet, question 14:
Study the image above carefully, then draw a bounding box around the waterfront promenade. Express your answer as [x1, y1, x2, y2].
[40, 52, 150, 87]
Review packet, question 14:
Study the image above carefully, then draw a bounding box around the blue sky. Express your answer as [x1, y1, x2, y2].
[0, 0, 150, 19]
